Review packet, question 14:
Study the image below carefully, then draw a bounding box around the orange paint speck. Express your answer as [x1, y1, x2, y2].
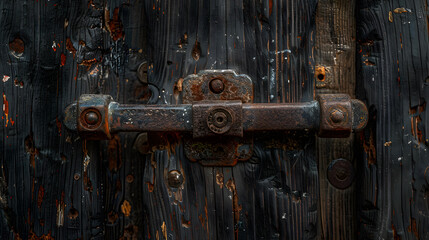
[60, 53, 66, 66]
[2, 93, 9, 127]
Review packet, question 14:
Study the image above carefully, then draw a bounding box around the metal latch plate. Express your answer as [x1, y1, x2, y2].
[182, 70, 254, 166]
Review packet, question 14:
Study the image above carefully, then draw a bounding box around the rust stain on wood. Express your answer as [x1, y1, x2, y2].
[192, 40, 201, 61]
[161, 221, 167, 239]
[407, 218, 419, 239]
[364, 59, 376, 66]
[215, 170, 224, 189]
[79, 58, 98, 71]
[226, 178, 242, 238]
[108, 210, 119, 224]
[3, 93, 9, 127]
[37, 186, 44, 208]
[65, 38, 76, 57]
[123, 224, 139, 239]
[25, 134, 38, 168]
[9, 37, 24, 56]
[105, 7, 125, 41]
[121, 200, 131, 217]
[108, 135, 122, 172]
[28, 230, 54, 240]
[363, 130, 376, 166]
[60, 53, 66, 66]
[391, 224, 401, 240]
[393, 8, 409, 14]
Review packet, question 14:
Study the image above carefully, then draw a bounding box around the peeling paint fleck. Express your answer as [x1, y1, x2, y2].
[2, 75, 10, 82]
[66, 38, 76, 57]
[389, 11, 393, 22]
[216, 170, 224, 189]
[161, 221, 167, 239]
[60, 53, 66, 66]
[393, 7, 410, 14]
[105, 7, 125, 41]
[121, 200, 131, 217]
[2, 93, 9, 127]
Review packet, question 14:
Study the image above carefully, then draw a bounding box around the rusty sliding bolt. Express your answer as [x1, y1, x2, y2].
[63, 94, 368, 140]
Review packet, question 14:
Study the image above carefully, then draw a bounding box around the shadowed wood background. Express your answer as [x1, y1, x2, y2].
[0, 0, 427, 240]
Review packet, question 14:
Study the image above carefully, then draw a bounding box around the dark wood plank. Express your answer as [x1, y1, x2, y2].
[0, 0, 320, 239]
[357, 0, 429, 239]
[314, 0, 358, 239]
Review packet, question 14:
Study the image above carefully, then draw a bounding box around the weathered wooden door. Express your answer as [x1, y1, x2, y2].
[0, 0, 428, 240]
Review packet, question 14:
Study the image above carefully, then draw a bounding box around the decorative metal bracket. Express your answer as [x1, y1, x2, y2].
[64, 70, 368, 166]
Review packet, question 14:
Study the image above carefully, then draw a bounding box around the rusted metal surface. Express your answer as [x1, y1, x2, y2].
[109, 103, 192, 132]
[193, 100, 243, 138]
[64, 92, 367, 167]
[77, 94, 113, 140]
[167, 170, 184, 188]
[326, 158, 355, 190]
[63, 71, 368, 167]
[182, 70, 253, 104]
[64, 94, 367, 139]
[317, 94, 353, 138]
[184, 136, 253, 166]
[183, 70, 253, 166]
[242, 102, 320, 131]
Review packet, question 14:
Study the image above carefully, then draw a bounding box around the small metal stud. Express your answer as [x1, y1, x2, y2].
[209, 78, 224, 94]
[167, 170, 183, 188]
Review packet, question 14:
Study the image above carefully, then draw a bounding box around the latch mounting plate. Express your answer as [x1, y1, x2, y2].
[182, 70, 254, 166]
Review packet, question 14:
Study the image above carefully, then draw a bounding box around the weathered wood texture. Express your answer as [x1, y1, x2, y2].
[314, 0, 358, 239]
[0, 0, 320, 239]
[357, 0, 429, 239]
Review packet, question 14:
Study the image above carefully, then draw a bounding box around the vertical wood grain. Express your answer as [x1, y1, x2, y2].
[357, 0, 429, 239]
[315, 0, 357, 239]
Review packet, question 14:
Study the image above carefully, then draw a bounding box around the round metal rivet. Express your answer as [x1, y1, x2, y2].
[209, 78, 224, 94]
[327, 158, 354, 190]
[330, 109, 345, 123]
[167, 170, 183, 188]
[85, 111, 100, 125]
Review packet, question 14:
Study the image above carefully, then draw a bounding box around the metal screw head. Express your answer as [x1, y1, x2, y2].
[213, 111, 228, 128]
[207, 108, 233, 134]
[209, 78, 224, 94]
[84, 111, 100, 125]
[330, 109, 345, 123]
[327, 158, 354, 190]
[167, 170, 183, 188]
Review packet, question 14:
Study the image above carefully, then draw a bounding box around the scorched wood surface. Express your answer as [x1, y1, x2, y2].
[0, 0, 427, 240]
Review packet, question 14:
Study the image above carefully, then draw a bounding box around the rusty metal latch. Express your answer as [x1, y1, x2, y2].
[63, 94, 367, 138]
[64, 70, 368, 166]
